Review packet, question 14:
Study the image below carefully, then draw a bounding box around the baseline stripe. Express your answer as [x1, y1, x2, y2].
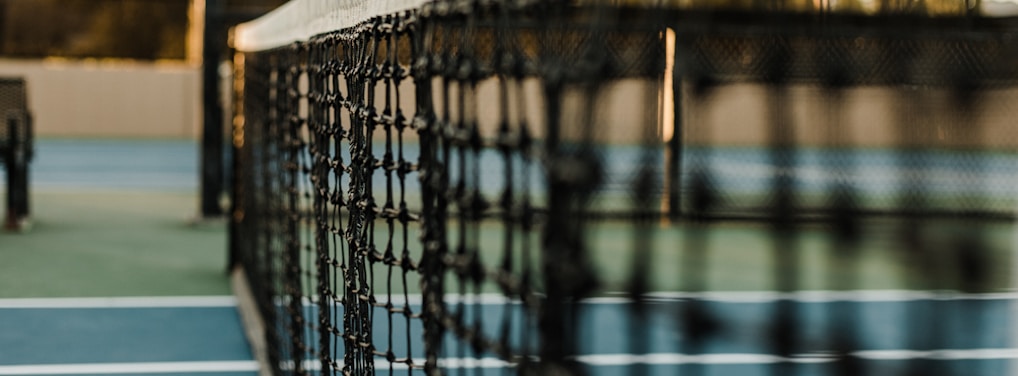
[572, 349, 1018, 365]
[857, 349, 1018, 361]
[0, 361, 258, 375]
[0, 296, 237, 309]
[281, 349, 1018, 370]
[285, 290, 1018, 307]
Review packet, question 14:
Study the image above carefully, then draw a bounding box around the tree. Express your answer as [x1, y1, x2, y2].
[0, 0, 188, 60]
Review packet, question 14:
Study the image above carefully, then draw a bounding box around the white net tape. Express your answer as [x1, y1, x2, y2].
[234, 0, 430, 52]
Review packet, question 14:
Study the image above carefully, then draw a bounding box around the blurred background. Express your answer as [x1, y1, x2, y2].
[0, 0, 1010, 139]
[0, 0, 1011, 211]
[0, 0, 286, 224]
[0, 0, 190, 61]
[3, 1, 1018, 375]
[0, 0, 283, 140]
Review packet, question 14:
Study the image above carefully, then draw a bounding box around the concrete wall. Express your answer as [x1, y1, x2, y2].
[445, 78, 1018, 149]
[6, 56, 1014, 147]
[0, 59, 200, 139]
[687, 83, 1018, 150]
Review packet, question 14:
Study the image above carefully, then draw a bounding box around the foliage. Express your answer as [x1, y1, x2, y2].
[0, 0, 188, 60]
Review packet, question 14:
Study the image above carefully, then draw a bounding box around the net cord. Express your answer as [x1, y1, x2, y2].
[234, 0, 430, 52]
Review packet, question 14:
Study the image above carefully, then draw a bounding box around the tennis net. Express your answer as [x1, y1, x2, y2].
[229, 1, 1018, 375]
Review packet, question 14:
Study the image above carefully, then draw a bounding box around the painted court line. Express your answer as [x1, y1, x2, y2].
[7, 291, 1011, 310]
[573, 349, 1018, 365]
[281, 290, 1018, 307]
[280, 349, 1018, 371]
[0, 296, 237, 309]
[637, 290, 1018, 303]
[0, 361, 258, 375]
[24, 351, 1010, 374]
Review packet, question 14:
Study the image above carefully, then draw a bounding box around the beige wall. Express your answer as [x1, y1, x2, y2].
[10, 56, 1007, 146]
[687, 83, 1018, 150]
[0, 59, 200, 139]
[422, 77, 1018, 148]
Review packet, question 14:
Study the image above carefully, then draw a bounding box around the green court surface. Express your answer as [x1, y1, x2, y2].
[297, 216, 1018, 297]
[2, 140, 1016, 375]
[0, 183, 250, 375]
[0, 190, 229, 298]
[6, 190, 1012, 300]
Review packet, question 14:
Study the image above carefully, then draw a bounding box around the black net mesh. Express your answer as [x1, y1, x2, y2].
[231, 2, 1018, 375]
[234, 12, 427, 375]
[675, 14, 1018, 217]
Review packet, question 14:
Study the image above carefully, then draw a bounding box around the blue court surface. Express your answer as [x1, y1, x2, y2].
[8, 140, 1018, 375]
[29, 139, 199, 192]
[262, 292, 1018, 376]
[0, 297, 256, 376]
[19, 139, 1018, 210]
[20, 295, 1010, 376]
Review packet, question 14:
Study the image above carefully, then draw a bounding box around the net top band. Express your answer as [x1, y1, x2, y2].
[234, 0, 1018, 52]
[233, 0, 430, 52]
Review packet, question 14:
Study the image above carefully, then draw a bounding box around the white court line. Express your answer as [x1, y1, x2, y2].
[0, 361, 258, 375]
[573, 349, 1018, 365]
[857, 348, 1018, 361]
[7, 290, 1008, 309]
[7, 350, 1014, 374]
[285, 290, 1018, 307]
[636, 290, 1018, 303]
[280, 357, 513, 371]
[33, 350, 1012, 375]
[573, 353, 830, 365]
[281, 349, 1018, 371]
[0, 296, 237, 309]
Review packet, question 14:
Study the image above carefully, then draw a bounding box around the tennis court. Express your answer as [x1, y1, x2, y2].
[0, 140, 253, 376]
[0, 297, 255, 376]
[255, 293, 1018, 376]
[7, 0, 1018, 376]
[2, 146, 1018, 374]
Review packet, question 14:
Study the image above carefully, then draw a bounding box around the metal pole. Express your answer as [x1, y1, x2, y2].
[201, 0, 225, 217]
[4, 114, 25, 231]
[3, 116, 12, 230]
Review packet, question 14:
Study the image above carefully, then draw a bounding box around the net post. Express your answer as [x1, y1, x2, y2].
[2, 113, 12, 231]
[3, 111, 27, 231]
[226, 47, 243, 272]
[201, 0, 227, 218]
